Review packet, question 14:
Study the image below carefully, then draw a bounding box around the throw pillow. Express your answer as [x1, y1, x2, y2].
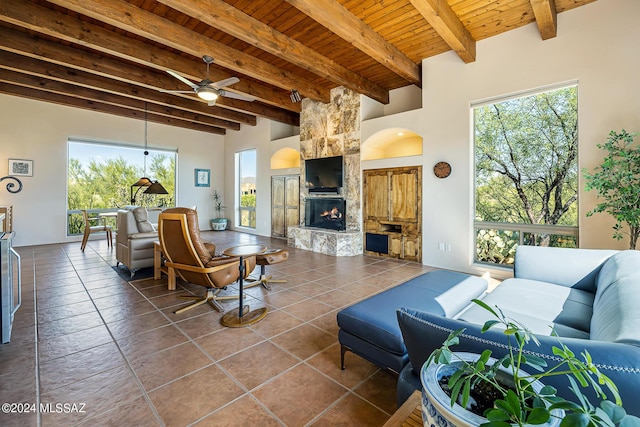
[133, 207, 155, 233]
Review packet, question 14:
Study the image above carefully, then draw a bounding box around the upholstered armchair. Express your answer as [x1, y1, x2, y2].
[158, 207, 256, 314]
[115, 206, 161, 277]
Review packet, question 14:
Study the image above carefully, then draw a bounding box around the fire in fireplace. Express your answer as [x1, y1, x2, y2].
[305, 197, 346, 231]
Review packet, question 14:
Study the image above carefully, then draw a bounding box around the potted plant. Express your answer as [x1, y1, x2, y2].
[583, 129, 640, 249]
[423, 299, 640, 427]
[210, 190, 227, 231]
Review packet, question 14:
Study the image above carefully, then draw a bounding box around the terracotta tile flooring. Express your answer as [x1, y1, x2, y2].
[0, 230, 434, 426]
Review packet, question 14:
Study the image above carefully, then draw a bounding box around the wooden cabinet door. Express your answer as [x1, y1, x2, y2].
[402, 236, 421, 262]
[389, 234, 402, 258]
[390, 169, 419, 222]
[271, 177, 285, 238]
[363, 170, 390, 220]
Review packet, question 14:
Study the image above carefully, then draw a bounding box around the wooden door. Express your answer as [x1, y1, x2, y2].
[271, 177, 285, 238]
[271, 175, 299, 239]
[284, 175, 300, 234]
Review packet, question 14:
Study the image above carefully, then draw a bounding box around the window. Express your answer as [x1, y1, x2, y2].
[67, 140, 176, 235]
[473, 84, 579, 266]
[236, 149, 256, 228]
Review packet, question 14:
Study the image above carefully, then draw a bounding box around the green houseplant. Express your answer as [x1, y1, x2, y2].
[424, 299, 640, 427]
[583, 129, 640, 250]
[210, 190, 227, 231]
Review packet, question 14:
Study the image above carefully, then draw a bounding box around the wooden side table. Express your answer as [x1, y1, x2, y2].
[153, 241, 175, 290]
[383, 390, 422, 427]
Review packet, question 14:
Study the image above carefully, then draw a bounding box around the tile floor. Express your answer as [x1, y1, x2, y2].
[0, 230, 434, 426]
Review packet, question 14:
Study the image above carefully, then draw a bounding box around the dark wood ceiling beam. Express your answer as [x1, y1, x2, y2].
[409, 0, 476, 64]
[0, 67, 239, 131]
[0, 29, 245, 129]
[156, 0, 390, 104]
[529, 0, 557, 40]
[44, 0, 331, 103]
[0, 82, 226, 134]
[0, 49, 259, 126]
[284, 0, 420, 86]
[0, 0, 299, 114]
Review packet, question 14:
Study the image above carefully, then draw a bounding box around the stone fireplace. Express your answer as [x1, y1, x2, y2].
[288, 87, 363, 256]
[305, 197, 346, 231]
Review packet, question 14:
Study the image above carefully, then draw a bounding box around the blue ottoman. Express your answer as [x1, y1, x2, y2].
[337, 270, 488, 374]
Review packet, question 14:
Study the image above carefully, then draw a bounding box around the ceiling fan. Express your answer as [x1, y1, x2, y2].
[160, 55, 255, 105]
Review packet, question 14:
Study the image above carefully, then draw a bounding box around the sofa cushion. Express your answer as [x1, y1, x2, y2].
[591, 250, 640, 345]
[133, 207, 155, 232]
[514, 245, 616, 291]
[458, 278, 593, 338]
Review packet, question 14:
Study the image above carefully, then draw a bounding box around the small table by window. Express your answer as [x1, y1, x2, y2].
[220, 244, 267, 327]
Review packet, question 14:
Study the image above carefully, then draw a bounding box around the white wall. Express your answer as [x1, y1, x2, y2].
[358, 0, 640, 275]
[0, 95, 224, 246]
[413, 0, 640, 274]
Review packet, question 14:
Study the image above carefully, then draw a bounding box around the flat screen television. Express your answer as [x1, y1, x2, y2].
[305, 155, 343, 193]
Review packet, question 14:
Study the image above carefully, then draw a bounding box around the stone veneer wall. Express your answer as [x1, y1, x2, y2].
[299, 87, 361, 232]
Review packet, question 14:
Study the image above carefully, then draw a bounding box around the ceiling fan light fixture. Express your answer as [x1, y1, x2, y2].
[197, 87, 219, 101]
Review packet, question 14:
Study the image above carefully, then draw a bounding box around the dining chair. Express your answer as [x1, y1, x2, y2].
[158, 207, 256, 314]
[80, 209, 113, 251]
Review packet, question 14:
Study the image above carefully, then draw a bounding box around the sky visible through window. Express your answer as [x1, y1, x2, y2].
[69, 141, 173, 174]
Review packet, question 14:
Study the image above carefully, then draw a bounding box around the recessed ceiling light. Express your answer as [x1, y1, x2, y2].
[397, 132, 404, 136]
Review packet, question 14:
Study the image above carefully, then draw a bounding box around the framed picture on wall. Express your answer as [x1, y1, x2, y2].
[8, 159, 33, 176]
[195, 168, 210, 187]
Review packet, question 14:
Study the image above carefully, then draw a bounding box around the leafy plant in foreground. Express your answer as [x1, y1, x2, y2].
[427, 299, 640, 427]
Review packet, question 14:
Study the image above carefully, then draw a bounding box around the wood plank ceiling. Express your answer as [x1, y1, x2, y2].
[0, 0, 596, 135]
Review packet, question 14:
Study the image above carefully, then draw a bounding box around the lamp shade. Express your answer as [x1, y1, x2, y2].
[144, 181, 168, 195]
[132, 177, 152, 187]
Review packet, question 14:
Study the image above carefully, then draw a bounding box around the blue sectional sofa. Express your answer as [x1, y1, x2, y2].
[397, 246, 640, 416]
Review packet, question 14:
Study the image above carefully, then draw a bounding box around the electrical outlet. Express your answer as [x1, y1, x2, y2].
[445, 243, 451, 252]
[438, 242, 445, 251]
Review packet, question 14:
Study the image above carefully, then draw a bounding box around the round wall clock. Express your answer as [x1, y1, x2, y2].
[433, 161, 452, 178]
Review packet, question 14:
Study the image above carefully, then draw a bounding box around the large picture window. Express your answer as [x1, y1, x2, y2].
[67, 139, 176, 235]
[236, 149, 256, 228]
[474, 84, 579, 266]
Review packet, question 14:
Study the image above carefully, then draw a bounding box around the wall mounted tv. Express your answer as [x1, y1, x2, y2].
[305, 155, 343, 193]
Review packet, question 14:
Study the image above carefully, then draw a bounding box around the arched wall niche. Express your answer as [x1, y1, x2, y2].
[361, 128, 423, 161]
[270, 147, 301, 169]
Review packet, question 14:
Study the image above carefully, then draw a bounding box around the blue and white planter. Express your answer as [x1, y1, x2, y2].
[210, 218, 227, 231]
[421, 352, 563, 427]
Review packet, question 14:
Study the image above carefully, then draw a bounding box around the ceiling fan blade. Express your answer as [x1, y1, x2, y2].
[166, 70, 199, 90]
[210, 77, 239, 89]
[159, 89, 194, 94]
[219, 89, 255, 102]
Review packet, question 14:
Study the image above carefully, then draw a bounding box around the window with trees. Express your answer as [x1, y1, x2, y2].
[236, 149, 256, 228]
[67, 140, 176, 235]
[474, 84, 579, 266]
